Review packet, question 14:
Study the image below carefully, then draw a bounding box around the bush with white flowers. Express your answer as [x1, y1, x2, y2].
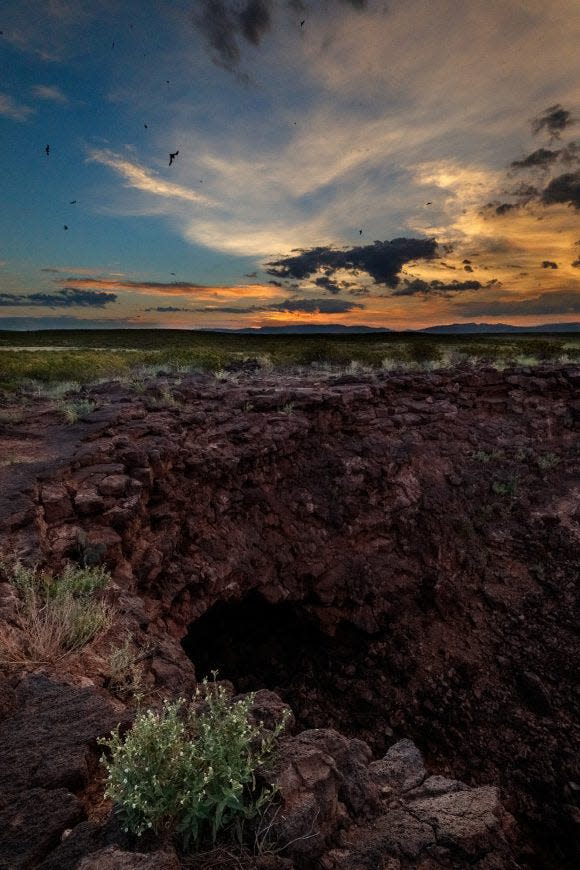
[99, 679, 288, 849]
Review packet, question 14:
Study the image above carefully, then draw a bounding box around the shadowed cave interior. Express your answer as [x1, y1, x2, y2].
[181, 591, 387, 743]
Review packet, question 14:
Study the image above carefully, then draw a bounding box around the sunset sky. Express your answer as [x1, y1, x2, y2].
[0, 0, 579, 330]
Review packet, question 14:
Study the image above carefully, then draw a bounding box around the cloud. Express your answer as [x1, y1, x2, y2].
[391, 278, 486, 297]
[31, 84, 68, 103]
[144, 305, 193, 312]
[0, 92, 34, 121]
[192, 0, 273, 73]
[541, 171, 580, 210]
[59, 276, 281, 300]
[531, 104, 574, 139]
[86, 149, 213, 206]
[0, 288, 117, 308]
[455, 289, 580, 318]
[193, 0, 368, 73]
[266, 238, 438, 287]
[510, 148, 561, 170]
[314, 275, 342, 294]
[193, 297, 363, 314]
[541, 260, 558, 269]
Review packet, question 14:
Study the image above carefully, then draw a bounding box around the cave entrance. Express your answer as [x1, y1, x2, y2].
[181, 590, 381, 737]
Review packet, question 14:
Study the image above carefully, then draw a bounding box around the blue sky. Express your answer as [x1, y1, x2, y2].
[1, 0, 579, 329]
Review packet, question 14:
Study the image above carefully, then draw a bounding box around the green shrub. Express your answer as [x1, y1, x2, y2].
[57, 399, 97, 424]
[536, 452, 561, 471]
[0, 560, 111, 665]
[107, 633, 154, 703]
[492, 476, 518, 497]
[100, 680, 289, 849]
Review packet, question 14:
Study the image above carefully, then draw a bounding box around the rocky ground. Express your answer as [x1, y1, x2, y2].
[0, 365, 579, 869]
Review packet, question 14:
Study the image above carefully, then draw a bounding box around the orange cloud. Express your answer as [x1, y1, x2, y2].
[59, 277, 283, 300]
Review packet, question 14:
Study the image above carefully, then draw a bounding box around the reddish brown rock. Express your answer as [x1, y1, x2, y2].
[98, 475, 131, 497]
[77, 846, 180, 870]
[0, 366, 579, 868]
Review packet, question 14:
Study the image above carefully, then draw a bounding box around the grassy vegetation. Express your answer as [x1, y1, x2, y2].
[0, 330, 578, 388]
[57, 399, 98, 424]
[99, 678, 290, 849]
[0, 559, 111, 666]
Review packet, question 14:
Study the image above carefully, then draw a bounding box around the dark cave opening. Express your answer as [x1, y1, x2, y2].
[181, 590, 386, 741]
[180, 589, 578, 869]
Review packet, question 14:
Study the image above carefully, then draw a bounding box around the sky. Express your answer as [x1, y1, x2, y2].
[0, 0, 579, 331]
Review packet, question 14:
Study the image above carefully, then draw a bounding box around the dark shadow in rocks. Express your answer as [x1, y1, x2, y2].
[181, 590, 384, 739]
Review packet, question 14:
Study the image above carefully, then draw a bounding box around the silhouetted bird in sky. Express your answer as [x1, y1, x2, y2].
[300, 20, 305, 27]
[63, 225, 68, 230]
[170, 272, 176, 276]
[425, 201, 432, 205]
[359, 229, 363, 235]
[144, 123, 148, 128]
[45, 144, 50, 156]
[169, 151, 179, 166]
[69, 200, 77, 204]
[111, 41, 115, 49]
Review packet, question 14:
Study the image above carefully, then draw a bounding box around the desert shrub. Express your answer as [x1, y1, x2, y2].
[0, 560, 111, 665]
[492, 476, 518, 497]
[536, 452, 561, 471]
[106, 633, 153, 703]
[57, 399, 97, 423]
[100, 680, 289, 849]
[405, 340, 442, 365]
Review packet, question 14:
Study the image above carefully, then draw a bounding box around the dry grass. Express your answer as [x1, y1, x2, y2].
[0, 559, 112, 666]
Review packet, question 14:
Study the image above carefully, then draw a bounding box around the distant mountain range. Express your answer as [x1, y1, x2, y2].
[216, 322, 580, 335]
[420, 322, 580, 334]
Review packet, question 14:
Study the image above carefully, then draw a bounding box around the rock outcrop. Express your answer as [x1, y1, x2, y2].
[1, 366, 579, 868]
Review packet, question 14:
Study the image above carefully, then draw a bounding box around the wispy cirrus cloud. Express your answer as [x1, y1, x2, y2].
[86, 149, 215, 206]
[0, 93, 34, 121]
[31, 84, 69, 103]
[58, 276, 282, 299]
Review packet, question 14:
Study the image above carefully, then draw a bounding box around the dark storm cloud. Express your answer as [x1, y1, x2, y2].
[531, 104, 574, 139]
[314, 275, 342, 294]
[239, 0, 273, 44]
[193, 0, 272, 72]
[510, 148, 561, 170]
[541, 260, 558, 269]
[0, 288, 117, 308]
[540, 171, 580, 209]
[266, 237, 438, 287]
[456, 290, 580, 318]
[391, 278, 486, 298]
[195, 0, 370, 72]
[192, 297, 363, 314]
[144, 306, 193, 312]
[561, 142, 580, 164]
[270, 297, 363, 313]
[494, 202, 517, 215]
